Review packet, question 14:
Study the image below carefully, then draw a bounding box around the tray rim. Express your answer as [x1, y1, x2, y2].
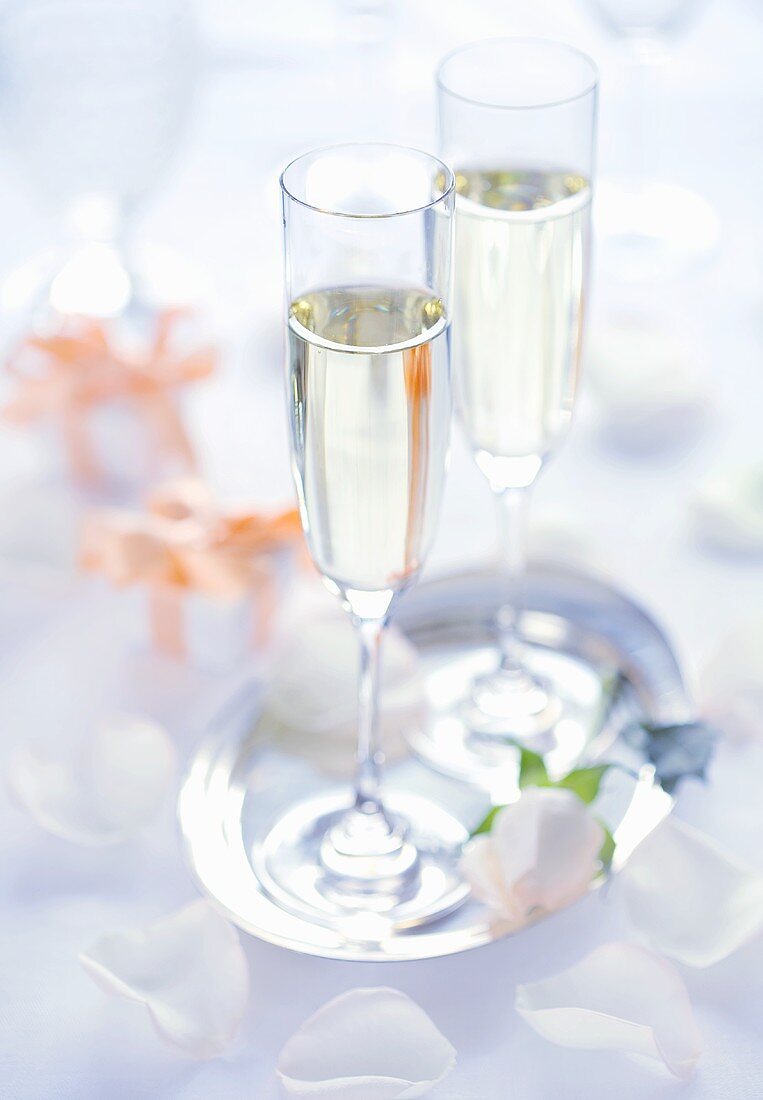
[178, 564, 685, 962]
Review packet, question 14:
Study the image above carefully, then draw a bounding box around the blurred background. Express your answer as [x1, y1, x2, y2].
[0, 5, 761, 1094]
[0, 0, 760, 675]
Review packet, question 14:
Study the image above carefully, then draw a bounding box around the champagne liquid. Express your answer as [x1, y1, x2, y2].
[288, 286, 451, 594]
[453, 168, 591, 487]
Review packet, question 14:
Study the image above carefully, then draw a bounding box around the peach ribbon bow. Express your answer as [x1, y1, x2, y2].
[80, 479, 302, 656]
[3, 310, 215, 485]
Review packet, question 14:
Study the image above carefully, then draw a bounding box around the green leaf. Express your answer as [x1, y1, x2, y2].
[622, 720, 718, 794]
[597, 823, 615, 873]
[555, 764, 611, 805]
[516, 745, 549, 788]
[469, 753, 612, 839]
[469, 743, 549, 837]
[589, 669, 625, 738]
[470, 805, 503, 837]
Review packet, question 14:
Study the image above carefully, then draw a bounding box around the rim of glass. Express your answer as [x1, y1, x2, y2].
[280, 142, 455, 220]
[436, 36, 599, 111]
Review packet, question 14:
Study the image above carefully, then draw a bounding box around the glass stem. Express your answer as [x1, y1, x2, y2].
[495, 486, 530, 675]
[353, 615, 387, 817]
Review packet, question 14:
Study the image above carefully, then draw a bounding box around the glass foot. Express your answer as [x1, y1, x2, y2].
[253, 790, 469, 934]
[407, 641, 605, 799]
[464, 664, 562, 743]
[596, 180, 721, 282]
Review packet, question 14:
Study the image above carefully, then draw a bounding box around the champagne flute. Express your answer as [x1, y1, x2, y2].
[254, 144, 468, 931]
[434, 40, 598, 761]
[581, 0, 719, 281]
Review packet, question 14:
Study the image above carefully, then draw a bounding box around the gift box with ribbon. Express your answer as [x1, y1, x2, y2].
[80, 479, 303, 670]
[2, 309, 216, 496]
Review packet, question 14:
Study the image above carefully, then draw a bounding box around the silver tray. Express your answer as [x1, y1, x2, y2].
[179, 565, 686, 962]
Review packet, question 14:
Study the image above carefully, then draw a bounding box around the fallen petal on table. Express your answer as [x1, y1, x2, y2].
[7, 713, 176, 845]
[80, 899, 250, 1059]
[516, 941, 703, 1078]
[619, 815, 763, 967]
[515, 941, 701, 1079]
[277, 987, 456, 1099]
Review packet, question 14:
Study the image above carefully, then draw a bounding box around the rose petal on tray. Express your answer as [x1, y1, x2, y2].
[699, 620, 763, 743]
[460, 788, 604, 925]
[277, 987, 456, 1099]
[8, 714, 176, 845]
[80, 899, 249, 1059]
[516, 941, 701, 1079]
[619, 816, 763, 967]
[261, 596, 426, 776]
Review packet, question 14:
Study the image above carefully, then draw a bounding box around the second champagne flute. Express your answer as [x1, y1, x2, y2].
[253, 143, 468, 933]
[432, 39, 598, 771]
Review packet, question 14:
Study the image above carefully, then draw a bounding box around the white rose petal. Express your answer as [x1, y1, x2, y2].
[619, 816, 763, 967]
[80, 899, 249, 1059]
[262, 597, 425, 776]
[8, 714, 176, 845]
[693, 465, 763, 555]
[699, 620, 763, 742]
[516, 941, 701, 1079]
[459, 787, 604, 925]
[277, 987, 456, 1099]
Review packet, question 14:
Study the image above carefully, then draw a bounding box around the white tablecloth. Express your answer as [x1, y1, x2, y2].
[1, 1, 762, 1097]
